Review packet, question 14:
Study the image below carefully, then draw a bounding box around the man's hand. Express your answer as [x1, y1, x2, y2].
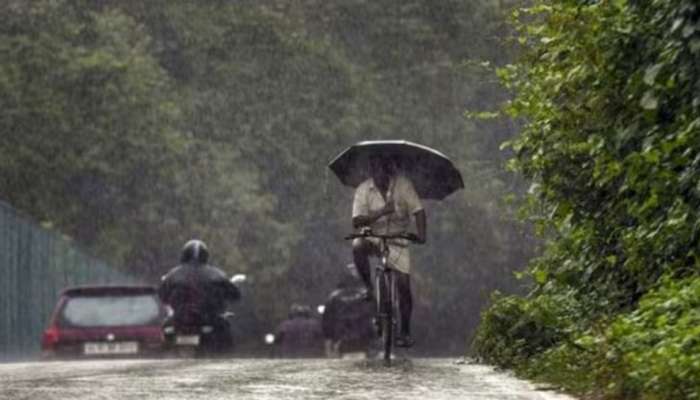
[381, 200, 395, 216]
[352, 200, 396, 229]
[405, 232, 426, 244]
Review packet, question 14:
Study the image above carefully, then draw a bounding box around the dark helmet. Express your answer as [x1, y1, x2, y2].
[181, 239, 209, 264]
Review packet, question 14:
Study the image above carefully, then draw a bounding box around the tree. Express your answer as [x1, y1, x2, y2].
[1, 0, 530, 352]
[0, 0, 184, 265]
[475, 1, 700, 396]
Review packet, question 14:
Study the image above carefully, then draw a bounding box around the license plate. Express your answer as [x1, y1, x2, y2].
[84, 342, 139, 355]
[175, 335, 200, 346]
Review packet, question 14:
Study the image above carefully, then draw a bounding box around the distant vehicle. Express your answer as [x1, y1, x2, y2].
[41, 285, 169, 359]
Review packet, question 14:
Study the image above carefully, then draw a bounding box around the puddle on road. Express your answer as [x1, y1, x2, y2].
[0, 358, 575, 400]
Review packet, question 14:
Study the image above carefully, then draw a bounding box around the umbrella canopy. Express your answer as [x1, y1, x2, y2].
[328, 140, 464, 200]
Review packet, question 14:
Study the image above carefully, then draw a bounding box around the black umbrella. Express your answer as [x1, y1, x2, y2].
[328, 140, 464, 200]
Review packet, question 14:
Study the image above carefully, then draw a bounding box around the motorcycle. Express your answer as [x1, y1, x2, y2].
[162, 274, 246, 357]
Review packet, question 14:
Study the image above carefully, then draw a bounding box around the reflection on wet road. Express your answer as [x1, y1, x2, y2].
[0, 358, 575, 400]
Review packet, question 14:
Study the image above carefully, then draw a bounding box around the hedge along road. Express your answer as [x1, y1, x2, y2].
[0, 358, 575, 400]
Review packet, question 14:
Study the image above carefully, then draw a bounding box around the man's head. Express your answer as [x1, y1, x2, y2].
[181, 239, 209, 265]
[368, 154, 396, 187]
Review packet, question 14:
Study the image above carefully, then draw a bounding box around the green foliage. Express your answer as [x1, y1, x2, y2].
[472, 290, 583, 369]
[602, 276, 700, 399]
[474, 0, 700, 397]
[501, 0, 700, 304]
[0, 0, 184, 259]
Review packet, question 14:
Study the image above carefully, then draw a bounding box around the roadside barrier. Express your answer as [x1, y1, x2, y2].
[0, 201, 138, 359]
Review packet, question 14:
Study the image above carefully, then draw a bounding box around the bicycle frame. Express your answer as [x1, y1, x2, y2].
[345, 230, 414, 365]
[374, 238, 399, 365]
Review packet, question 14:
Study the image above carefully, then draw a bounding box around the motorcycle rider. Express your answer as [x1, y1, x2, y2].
[274, 304, 324, 357]
[158, 239, 241, 352]
[322, 264, 374, 358]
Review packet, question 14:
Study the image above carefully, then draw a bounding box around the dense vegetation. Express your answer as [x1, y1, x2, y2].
[473, 1, 700, 398]
[0, 0, 528, 352]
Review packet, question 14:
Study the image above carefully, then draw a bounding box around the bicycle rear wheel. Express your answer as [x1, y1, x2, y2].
[381, 310, 392, 364]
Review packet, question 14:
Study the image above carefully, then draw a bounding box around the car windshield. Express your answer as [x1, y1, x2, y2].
[61, 295, 161, 327]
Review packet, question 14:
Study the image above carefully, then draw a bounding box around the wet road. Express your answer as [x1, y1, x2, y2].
[0, 358, 575, 400]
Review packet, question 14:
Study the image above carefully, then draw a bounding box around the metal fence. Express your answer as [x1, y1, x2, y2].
[0, 201, 139, 359]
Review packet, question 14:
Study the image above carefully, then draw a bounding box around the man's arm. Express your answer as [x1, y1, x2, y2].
[352, 202, 394, 228]
[157, 274, 171, 304]
[211, 267, 241, 302]
[398, 176, 426, 244]
[223, 281, 241, 302]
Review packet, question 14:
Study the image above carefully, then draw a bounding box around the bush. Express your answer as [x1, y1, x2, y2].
[481, 277, 700, 399]
[472, 290, 581, 369]
[525, 341, 599, 395]
[600, 277, 700, 400]
[474, 0, 700, 397]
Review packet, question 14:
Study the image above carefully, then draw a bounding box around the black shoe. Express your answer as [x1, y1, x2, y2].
[395, 335, 414, 348]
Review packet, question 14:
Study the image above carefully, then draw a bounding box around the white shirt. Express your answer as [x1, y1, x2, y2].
[352, 174, 423, 273]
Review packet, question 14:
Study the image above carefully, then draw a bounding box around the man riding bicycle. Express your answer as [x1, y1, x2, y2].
[351, 155, 426, 348]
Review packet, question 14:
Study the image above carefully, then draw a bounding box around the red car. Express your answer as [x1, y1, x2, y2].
[41, 285, 169, 358]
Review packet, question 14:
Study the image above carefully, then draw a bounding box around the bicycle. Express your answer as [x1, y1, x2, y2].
[345, 229, 417, 365]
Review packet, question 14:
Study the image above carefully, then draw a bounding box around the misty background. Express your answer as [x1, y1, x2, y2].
[0, 0, 532, 355]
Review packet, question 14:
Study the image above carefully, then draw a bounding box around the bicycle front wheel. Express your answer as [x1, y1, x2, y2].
[377, 272, 394, 365]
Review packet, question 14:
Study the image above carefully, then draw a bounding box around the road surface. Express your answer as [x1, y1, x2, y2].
[0, 358, 575, 400]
